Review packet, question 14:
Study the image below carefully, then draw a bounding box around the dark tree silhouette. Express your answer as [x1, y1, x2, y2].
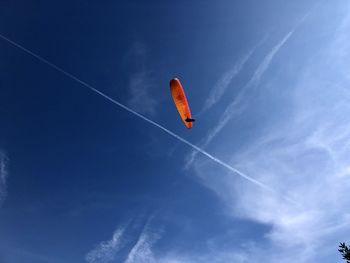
[339, 242, 350, 262]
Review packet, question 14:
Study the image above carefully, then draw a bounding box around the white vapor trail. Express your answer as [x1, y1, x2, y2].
[0, 33, 276, 194]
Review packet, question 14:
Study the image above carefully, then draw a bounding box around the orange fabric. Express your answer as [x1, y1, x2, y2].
[170, 78, 193, 129]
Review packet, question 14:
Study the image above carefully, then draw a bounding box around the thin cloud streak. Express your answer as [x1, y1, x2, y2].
[128, 71, 157, 116]
[126, 43, 157, 116]
[85, 224, 129, 263]
[200, 48, 255, 114]
[85, 216, 160, 263]
[124, 218, 161, 263]
[248, 32, 293, 87]
[0, 34, 278, 197]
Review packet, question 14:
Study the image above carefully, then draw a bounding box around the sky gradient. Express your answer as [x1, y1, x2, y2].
[1, 1, 349, 262]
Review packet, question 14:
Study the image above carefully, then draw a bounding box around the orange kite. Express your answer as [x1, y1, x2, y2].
[170, 78, 195, 129]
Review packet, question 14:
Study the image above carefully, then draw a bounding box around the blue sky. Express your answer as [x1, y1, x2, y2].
[1, 0, 349, 262]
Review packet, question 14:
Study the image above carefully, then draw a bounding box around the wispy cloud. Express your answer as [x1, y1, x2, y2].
[88, 217, 250, 263]
[200, 48, 255, 114]
[85, 223, 129, 263]
[247, 32, 294, 88]
[126, 42, 157, 116]
[125, 217, 161, 263]
[85, 216, 162, 263]
[128, 71, 157, 116]
[0, 150, 8, 205]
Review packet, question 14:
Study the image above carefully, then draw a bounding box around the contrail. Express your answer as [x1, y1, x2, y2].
[0, 33, 275, 194]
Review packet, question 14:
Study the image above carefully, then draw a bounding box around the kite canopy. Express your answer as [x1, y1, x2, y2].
[170, 78, 194, 129]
